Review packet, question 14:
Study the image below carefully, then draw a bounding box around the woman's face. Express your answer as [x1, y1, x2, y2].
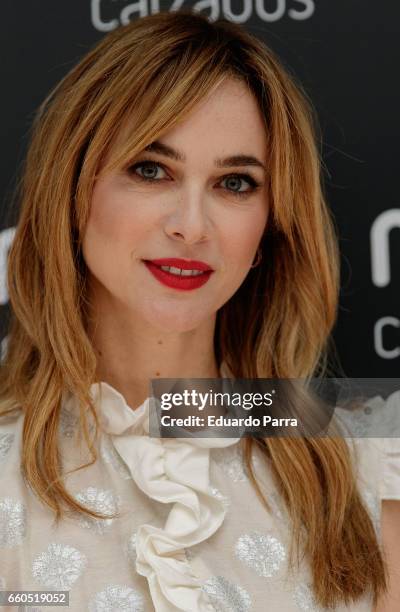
[82, 77, 269, 333]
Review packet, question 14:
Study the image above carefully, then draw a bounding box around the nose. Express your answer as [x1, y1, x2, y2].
[163, 185, 210, 245]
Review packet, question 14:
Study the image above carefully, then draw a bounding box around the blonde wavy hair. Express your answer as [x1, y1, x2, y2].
[0, 9, 387, 608]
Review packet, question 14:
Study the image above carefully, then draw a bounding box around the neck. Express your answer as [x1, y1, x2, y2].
[86, 295, 220, 411]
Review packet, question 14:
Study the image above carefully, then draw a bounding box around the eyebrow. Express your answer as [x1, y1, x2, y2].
[144, 140, 266, 172]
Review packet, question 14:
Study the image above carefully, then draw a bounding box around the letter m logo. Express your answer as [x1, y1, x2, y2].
[370, 209, 400, 287]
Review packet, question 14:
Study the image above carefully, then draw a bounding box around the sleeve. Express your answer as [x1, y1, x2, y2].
[368, 390, 400, 501]
[379, 436, 400, 500]
[376, 391, 400, 500]
[333, 389, 400, 500]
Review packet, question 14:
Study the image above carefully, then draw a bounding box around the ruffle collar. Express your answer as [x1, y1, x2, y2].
[86, 359, 237, 441]
[62, 361, 240, 611]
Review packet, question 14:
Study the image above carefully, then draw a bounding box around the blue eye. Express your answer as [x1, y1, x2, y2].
[222, 174, 256, 193]
[127, 159, 261, 199]
[129, 161, 166, 181]
[222, 174, 259, 198]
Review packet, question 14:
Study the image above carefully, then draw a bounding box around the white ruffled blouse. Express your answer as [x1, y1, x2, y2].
[0, 365, 399, 612]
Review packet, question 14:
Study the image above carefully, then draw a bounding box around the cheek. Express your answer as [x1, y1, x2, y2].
[222, 207, 268, 268]
[83, 181, 157, 251]
[87, 186, 134, 242]
[81, 185, 139, 279]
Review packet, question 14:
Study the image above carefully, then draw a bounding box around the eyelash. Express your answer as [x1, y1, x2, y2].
[126, 159, 261, 200]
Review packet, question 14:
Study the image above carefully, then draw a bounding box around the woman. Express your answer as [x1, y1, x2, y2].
[0, 9, 399, 612]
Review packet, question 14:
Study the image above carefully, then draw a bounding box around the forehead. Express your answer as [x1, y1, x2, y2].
[161, 77, 268, 156]
[103, 76, 268, 170]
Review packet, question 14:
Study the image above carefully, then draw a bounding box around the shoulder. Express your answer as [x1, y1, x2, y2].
[333, 389, 400, 502]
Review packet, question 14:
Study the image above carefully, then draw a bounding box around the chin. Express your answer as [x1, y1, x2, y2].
[143, 306, 209, 334]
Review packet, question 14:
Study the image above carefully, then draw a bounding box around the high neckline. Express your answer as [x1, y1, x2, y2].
[62, 360, 234, 438]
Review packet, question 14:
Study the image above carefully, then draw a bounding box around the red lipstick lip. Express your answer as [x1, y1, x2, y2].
[143, 258, 213, 271]
[143, 260, 213, 291]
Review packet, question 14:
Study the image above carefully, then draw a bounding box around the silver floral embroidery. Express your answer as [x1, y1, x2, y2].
[100, 436, 132, 480]
[235, 531, 286, 577]
[210, 486, 231, 511]
[32, 542, 87, 589]
[75, 487, 120, 534]
[125, 531, 137, 566]
[0, 498, 26, 547]
[59, 405, 80, 438]
[202, 575, 251, 612]
[0, 433, 14, 461]
[59, 406, 79, 438]
[212, 445, 247, 482]
[88, 584, 145, 611]
[293, 582, 320, 611]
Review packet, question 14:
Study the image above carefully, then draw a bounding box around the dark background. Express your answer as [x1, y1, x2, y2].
[1, 0, 399, 376]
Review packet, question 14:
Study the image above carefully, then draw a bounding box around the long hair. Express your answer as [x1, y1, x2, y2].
[0, 9, 387, 608]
